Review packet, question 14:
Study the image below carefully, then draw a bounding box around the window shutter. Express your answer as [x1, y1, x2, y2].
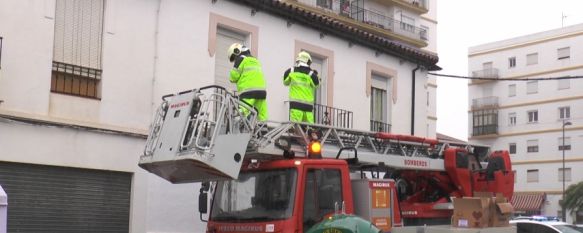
[53, 0, 104, 70]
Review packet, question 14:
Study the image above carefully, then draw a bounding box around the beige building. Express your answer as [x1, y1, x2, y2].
[468, 23, 583, 223]
[0, 0, 438, 232]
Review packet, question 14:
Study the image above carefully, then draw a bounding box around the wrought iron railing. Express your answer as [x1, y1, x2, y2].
[370, 120, 391, 133]
[313, 103, 353, 128]
[471, 96, 498, 110]
[296, 0, 428, 41]
[51, 61, 102, 99]
[286, 102, 353, 128]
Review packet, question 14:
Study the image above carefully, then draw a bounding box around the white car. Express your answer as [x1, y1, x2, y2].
[510, 220, 583, 233]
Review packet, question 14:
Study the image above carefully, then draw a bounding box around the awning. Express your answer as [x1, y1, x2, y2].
[511, 193, 546, 212]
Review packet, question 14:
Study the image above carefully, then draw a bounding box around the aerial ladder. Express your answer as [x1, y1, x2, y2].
[139, 86, 514, 226]
[139, 86, 458, 183]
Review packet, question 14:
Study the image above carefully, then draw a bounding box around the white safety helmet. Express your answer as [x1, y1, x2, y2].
[296, 51, 312, 65]
[227, 43, 249, 62]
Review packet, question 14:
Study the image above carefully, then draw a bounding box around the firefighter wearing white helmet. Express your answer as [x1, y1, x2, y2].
[283, 51, 320, 123]
[227, 43, 268, 121]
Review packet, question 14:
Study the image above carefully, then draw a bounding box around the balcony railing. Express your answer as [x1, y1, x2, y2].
[313, 103, 353, 128]
[472, 68, 499, 79]
[471, 96, 498, 110]
[472, 125, 498, 136]
[402, 0, 428, 10]
[286, 102, 353, 128]
[295, 0, 428, 42]
[370, 120, 391, 133]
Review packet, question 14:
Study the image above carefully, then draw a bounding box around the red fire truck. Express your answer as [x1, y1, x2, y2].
[139, 86, 514, 233]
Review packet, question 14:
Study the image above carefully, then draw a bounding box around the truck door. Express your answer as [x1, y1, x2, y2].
[302, 168, 344, 232]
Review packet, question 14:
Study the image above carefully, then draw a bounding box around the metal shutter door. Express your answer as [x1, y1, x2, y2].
[0, 162, 131, 233]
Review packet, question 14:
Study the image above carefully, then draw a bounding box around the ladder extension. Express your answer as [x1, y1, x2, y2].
[139, 86, 465, 183]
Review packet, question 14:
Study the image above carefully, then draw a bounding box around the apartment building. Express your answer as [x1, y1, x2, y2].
[468, 23, 583, 224]
[0, 0, 438, 232]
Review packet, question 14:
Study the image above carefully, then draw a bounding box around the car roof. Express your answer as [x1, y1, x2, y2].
[510, 220, 571, 226]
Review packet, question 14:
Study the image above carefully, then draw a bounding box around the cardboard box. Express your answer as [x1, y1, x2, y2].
[452, 197, 491, 228]
[492, 193, 514, 227]
[469, 192, 514, 227]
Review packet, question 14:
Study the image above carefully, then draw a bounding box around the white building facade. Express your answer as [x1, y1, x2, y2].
[0, 0, 438, 232]
[468, 23, 583, 224]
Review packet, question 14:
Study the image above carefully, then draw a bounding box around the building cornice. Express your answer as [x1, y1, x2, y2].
[469, 30, 583, 57]
[468, 64, 583, 86]
[420, 16, 437, 25]
[468, 95, 583, 113]
[0, 109, 148, 138]
[229, 0, 440, 70]
[512, 157, 583, 165]
[470, 126, 583, 139]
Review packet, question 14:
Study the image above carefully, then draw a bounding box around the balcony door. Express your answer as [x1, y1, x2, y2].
[214, 27, 248, 92]
[370, 74, 390, 132]
[312, 56, 327, 106]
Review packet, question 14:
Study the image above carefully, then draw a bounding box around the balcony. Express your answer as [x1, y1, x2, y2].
[471, 109, 498, 136]
[472, 125, 498, 137]
[471, 68, 499, 84]
[370, 120, 391, 133]
[287, 102, 354, 128]
[393, 0, 429, 14]
[471, 96, 498, 110]
[292, 0, 428, 45]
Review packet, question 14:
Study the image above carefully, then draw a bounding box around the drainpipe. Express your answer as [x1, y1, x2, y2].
[150, 0, 162, 114]
[411, 64, 420, 136]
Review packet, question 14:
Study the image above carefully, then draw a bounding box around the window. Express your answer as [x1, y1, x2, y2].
[509, 143, 517, 154]
[559, 137, 571, 151]
[509, 57, 516, 68]
[526, 81, 538, 94]
[527, 110, 538, 123]
[558, 47, 570, 60]
[508, 84, 516, 97]
[526, 53, 538, 65]
[472, 109, 498, 136]
[370, 83, 388, 132]
[559, 168, 572, 182]
[527, 139, 538, 153]
[400, 15, 415, 32]
[303, 169, 343, 230]
[527, 169, 539, 183]
[420, 25, 429, 40]
[316, 0, 333, 9]
[509, 112, 517, 126]
[558, 79, 570, 90]
[559, 106, 570, 120]
[51, 0, 104, 99]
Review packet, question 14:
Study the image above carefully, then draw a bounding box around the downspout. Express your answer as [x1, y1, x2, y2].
[150, 0, 162, 116]
[411, 64, 420, 135]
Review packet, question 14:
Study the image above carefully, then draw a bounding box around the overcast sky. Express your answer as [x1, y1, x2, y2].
[435, 0, 583, 140]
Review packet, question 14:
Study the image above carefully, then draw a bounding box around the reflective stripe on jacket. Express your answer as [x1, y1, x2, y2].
[283, 65, 319, 111]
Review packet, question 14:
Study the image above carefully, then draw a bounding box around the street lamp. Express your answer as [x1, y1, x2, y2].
[562, 120, 572, 222]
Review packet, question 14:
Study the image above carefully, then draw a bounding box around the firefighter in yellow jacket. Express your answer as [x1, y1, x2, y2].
[283, 51, 320, 123]
[228, 43, 268, 121]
